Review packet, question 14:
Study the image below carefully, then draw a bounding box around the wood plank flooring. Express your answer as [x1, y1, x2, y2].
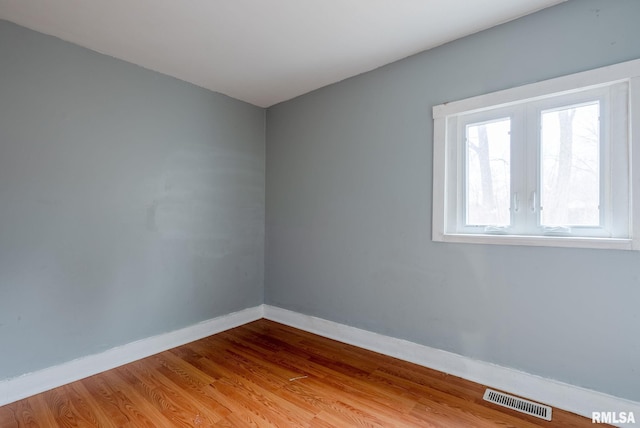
[0, 319, 602, 427]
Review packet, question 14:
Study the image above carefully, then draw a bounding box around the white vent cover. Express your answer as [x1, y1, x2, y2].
[483, 388, 552, 421]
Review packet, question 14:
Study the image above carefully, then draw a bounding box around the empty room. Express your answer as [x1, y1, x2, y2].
[1, 0, 639, 426]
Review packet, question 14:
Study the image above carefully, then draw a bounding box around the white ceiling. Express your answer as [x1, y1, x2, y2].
[0, 0, 565, 107]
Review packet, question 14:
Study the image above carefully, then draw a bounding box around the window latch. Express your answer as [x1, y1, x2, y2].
[529, 191, 537, 213]
[542, 226, 572, 235]
[484, 225, 510, 234]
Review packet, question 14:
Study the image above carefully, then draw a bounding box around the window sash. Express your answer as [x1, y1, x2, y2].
[454, 88, 619, 238]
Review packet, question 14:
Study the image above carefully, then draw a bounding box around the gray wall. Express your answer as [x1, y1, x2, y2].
[3, 0, 640, 403]
[266, 0, 640, 402]
[0, 20, 265, 380]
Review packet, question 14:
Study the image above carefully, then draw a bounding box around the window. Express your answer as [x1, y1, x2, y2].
[432, 59, 640, 250]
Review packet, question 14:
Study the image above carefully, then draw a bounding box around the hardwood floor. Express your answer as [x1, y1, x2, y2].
[0, 319, 602, 427]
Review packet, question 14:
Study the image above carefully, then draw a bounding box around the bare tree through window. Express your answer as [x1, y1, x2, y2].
[541, 102, 600, 227]
[466, 118, 511, 226]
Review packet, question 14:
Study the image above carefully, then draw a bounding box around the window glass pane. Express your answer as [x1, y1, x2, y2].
[540, 102, 600, 227]
[465, 118, 511, 226]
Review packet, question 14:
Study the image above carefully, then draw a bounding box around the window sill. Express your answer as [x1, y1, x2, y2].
[433, 233, 635, 251]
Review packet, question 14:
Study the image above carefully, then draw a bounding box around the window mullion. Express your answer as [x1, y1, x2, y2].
[510, 108, 528, 234]
[527, 104, 541, 235]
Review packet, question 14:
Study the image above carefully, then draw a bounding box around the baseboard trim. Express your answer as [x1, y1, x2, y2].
[264, 305, 640, 426]
[0, 305, 264, 407]
[3, 304, 638, 426]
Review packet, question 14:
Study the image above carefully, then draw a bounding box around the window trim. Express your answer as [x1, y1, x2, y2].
[432, 58, 640, 250]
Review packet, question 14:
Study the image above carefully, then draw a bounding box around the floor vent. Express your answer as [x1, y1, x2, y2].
[483, 388, 552, 421]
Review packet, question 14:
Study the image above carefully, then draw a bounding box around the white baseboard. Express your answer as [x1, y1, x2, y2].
[3, 303, 638, 427]
[0, 305, 264, 407]
[264, 305, 640, 427]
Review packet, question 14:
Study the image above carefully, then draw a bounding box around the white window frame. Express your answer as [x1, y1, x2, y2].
[432, 58, 640, 250]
